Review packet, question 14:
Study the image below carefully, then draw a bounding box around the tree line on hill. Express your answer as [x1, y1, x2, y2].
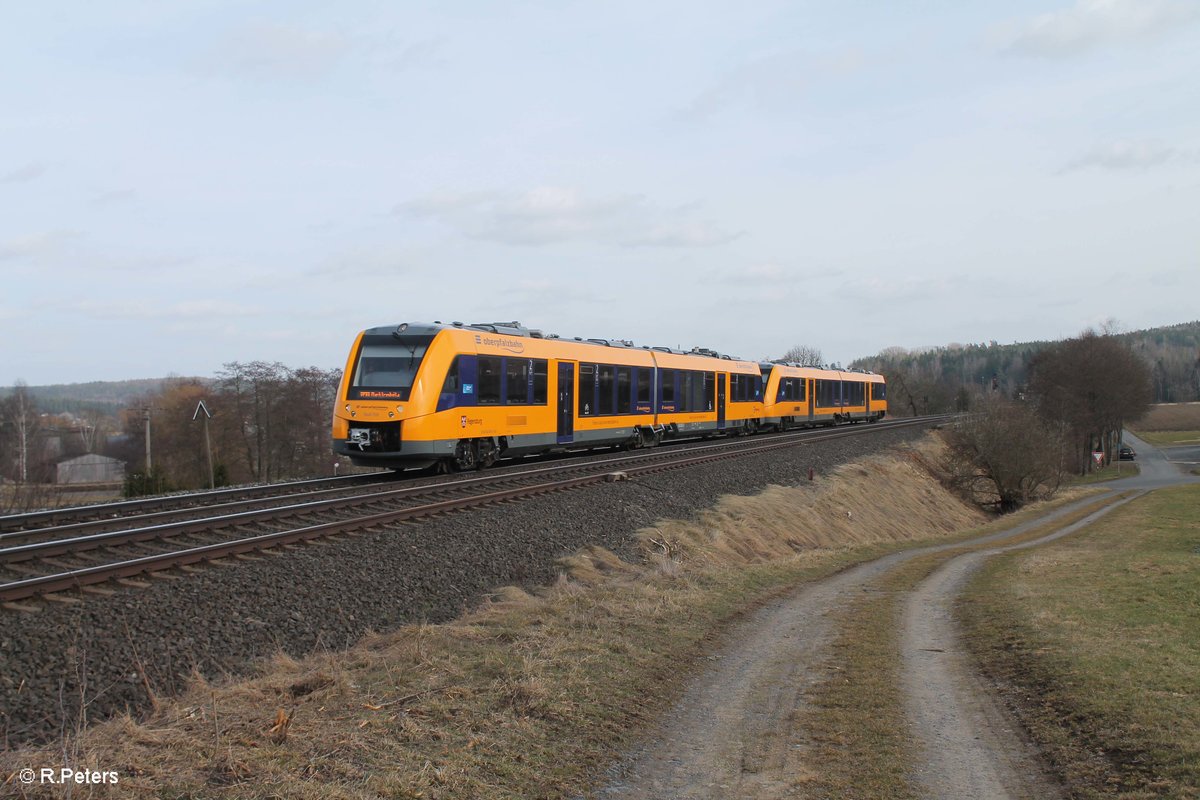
[852, 320, 1200, 415]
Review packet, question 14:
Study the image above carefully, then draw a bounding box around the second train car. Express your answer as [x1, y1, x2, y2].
[332, 321, 886, 470]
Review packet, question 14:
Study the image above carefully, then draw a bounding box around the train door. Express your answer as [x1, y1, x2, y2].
[716, 372, 726, 429]
[557, 362, 575, 444]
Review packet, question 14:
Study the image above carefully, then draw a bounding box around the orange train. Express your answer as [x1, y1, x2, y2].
[332, 321, 886, 470]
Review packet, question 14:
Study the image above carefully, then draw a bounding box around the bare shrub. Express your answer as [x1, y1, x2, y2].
[943, 395, 1065, 513]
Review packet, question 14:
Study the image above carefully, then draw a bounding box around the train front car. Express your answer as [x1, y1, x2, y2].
[332, 323, 448, 469]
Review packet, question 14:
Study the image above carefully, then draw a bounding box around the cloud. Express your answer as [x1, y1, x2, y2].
[994, 0, 1200, 58]
[398, 186, 741, 248]
[66, 299, 262, 321]
[206, 23, 351, 81]
[1, 163, 46, 184]
[621, 221, 742, 248]
[92, 188, 137, 206]
[679, 48, 863, 121]
[1060, 139, 1186, 171]
[0, 230, 81, 262]
[307, 244, 416, 277]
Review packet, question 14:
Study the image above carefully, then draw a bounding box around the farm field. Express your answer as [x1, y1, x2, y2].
[1129, 402, 1200, 446]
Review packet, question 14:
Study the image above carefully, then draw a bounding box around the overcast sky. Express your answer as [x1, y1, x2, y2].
[3, 1, 1198, 385]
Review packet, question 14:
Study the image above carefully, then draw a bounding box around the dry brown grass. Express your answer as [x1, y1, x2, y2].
[0, 437, 985, 799]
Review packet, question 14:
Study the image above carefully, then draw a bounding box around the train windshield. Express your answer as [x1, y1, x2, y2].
[349, 334, 435, 400]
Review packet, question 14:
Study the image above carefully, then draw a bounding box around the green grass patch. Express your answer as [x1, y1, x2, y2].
[1066, 462, 1140, 485]
[960, 485, 1200, 799]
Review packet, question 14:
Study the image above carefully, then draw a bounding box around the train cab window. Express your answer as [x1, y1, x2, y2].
[659, 369, 676, 408]
[598, 365, 616, 415]
[532, 359, 548, 404]
[349, 333, 435, 400]
[505, 358, 530, 405]
[872, 382, 886, 400]
[617, 367, 632, 414]
[636, 368, 652, 405]
[579, 364, 596, 416]
[477, 357, 502, 404]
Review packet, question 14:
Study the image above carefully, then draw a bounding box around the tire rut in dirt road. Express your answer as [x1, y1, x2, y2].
[598, 492, 1136, 800]
[901, 492, 1142, 800]
[599, 553, 913, 799]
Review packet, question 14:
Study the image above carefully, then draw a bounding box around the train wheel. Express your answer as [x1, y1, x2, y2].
[478, 438, 498, 469]
[453, 440, 478, 471]
[627, 428, 645, 450]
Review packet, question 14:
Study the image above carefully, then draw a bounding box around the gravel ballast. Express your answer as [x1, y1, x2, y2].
[0, 424, 932, 745]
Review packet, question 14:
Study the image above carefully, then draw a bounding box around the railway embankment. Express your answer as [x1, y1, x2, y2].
[0, 424, 930, 749]
[1, 426, 983, 797]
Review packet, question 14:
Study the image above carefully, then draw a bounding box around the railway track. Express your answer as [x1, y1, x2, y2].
[0, 416, 948, 606]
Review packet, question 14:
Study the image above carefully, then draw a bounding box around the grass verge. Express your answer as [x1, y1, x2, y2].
[959, 484, 1200, 799]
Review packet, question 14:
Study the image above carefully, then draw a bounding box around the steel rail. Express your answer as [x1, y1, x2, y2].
[0, 472, 392, 534]
[0, 415, 948, 603]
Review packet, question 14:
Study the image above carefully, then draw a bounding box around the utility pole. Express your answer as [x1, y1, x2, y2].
[143, 408, 152, 472]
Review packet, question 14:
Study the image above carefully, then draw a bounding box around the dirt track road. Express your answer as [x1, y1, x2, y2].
[597, 492, 1143, 800]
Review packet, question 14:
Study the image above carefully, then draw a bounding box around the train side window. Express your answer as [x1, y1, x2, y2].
[598, 365, 616, 415]
[478, 357, 501, 404]
[505, 358, 530, 405]
[636, 368, 652, 405]
[872, 382, 886, 400]
[532, 359, 548, 404]
[679, 371, 692, 412]
[617, 367, 632, 414]
[579, 364, 596, 416]
[847, 381, 865, 405]
[701, 372, 714, 410]
[660, 369, 675, 407]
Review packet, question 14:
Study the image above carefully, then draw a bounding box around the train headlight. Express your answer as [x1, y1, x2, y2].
[396, 406, 404, 413]
[388, 411, 394, 418]
[345, 404, 351, 412]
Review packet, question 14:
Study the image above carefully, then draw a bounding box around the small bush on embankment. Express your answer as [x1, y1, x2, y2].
[1, 439, 983, 799]
[960, 485, 1200, 799]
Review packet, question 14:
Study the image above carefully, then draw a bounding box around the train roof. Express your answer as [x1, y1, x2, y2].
[363, 321, 753, 363]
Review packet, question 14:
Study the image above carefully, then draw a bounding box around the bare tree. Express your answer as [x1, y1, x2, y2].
[777, 344, 823, 367]
[943, 395, 1065, 512]
[1, 382, 42, 483]
[1027, 330, 1152, 473]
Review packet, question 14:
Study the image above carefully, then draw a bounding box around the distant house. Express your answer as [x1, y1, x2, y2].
[56, 454, 125, 485]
